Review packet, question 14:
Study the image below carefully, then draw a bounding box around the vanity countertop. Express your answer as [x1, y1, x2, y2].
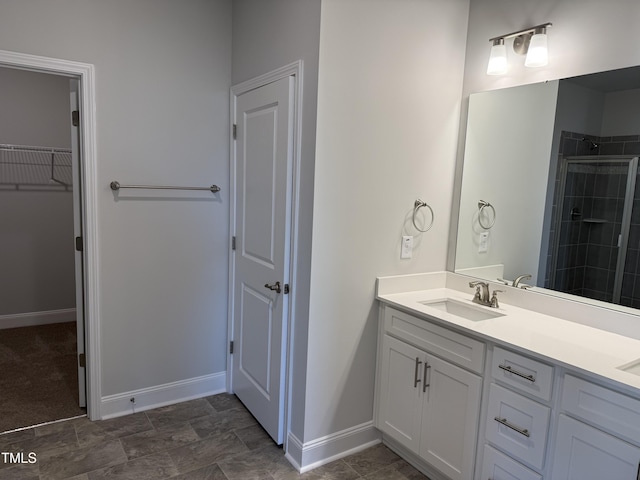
[377, 273, 640, 396]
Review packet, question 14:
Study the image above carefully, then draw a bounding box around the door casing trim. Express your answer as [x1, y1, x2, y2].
[228, 60, 303, 451]
[0, 49, 101, 420]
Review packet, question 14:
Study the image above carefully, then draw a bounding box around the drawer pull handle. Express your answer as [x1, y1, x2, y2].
[423, 363, 431, 392]
[414, 357, 422, 388]
[494, 416, 530, 437]
[499, 364, 536, 382]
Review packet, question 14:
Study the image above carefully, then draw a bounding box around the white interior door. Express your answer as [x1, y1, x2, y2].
[232, 76, 294, 444]
[70, 79, 86, 408]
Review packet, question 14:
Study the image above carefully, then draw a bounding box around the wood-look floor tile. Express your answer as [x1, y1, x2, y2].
[205, 394, 243, 413]
[169, 431, 248, 474]
[38, 439, 127, 480]
[190, 408, 257, 440]
[119, 421, 200, 460]
[342, 444, 400, 476]
[146, 399, 215, 430]
[86, 451, 178, 480]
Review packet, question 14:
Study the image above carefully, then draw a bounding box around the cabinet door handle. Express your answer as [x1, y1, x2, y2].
[498, 363, 536, 382]
[494, 416, 530, 437]
[413, 357, 422, 388]
[422, 362, 431, 392]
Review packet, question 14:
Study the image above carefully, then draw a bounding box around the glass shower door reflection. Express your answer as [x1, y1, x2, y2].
[551, 157, 638, 304]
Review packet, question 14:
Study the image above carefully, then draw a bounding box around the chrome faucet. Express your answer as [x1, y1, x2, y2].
[469, 281, 502, 308]
[513, 274, 532, 288]
[469, 281, 491, 306]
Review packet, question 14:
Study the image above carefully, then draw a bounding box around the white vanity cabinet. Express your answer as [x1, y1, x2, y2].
[551, 375, 640, 479]
[376, 306, 484, 480]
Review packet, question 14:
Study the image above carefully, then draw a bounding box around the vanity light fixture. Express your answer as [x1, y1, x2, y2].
[487, 22, 552, 75]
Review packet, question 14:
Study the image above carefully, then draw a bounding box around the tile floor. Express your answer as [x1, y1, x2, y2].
[0, 394, 431, 480]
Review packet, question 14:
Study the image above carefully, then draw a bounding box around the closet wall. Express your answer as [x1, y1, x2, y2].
[0, 67, 75, 325]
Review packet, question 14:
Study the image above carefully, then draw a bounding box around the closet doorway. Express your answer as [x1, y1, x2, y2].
[0, 66, 86, 432]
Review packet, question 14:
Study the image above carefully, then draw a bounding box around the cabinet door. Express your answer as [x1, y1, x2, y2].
[552, 414, 640, 480]
[377, 334, 425, 453]
[419, 353, 482, 480]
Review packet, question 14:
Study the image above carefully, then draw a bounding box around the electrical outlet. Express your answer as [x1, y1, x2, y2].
[478, 232, 489, 253]
[401, 235, 413, 259]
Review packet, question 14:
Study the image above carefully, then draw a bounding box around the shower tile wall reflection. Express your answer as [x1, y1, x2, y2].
[557, 161, 626, 301]
[547, 131, 640, 306]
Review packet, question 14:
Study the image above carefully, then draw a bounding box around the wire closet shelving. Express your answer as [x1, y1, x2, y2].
[0, 143, 73, 191]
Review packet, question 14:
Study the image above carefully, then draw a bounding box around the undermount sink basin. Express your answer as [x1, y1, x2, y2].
[617, 359, 640, 376]
[419, 298, 505, 321]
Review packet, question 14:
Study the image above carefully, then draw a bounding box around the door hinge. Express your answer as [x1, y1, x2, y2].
[284, 284, 290, 294]
[229, 341, 234, 354]
[231, 236, 236, 251]
[75, 236, 83, 252]
[72, 110, 80, 127]
[78, 353, 86, 368]
[233, 124, 237, 140]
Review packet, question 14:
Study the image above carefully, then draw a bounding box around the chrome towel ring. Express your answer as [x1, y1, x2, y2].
[413, 199, 434, 233]
[478, 200, 496, 229]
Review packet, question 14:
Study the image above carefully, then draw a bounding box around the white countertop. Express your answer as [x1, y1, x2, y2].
[377, 274, 640, 397]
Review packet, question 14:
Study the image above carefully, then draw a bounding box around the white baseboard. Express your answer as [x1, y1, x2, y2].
[0, 308, 76, 330]
[286, 421, 381, 473]
[100, 371, 227, 420]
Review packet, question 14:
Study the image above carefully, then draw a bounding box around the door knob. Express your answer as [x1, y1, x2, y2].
[264, 281, 281, 293]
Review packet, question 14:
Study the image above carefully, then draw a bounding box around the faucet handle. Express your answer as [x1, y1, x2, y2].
[490, 290, 503, 308]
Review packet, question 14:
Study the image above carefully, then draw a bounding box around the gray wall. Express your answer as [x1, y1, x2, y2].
[306, 0, 470, 444]
[0, 68, 75, 317]
[232, 0, 322, 443]
[601, 88, 640, 136]
[0, 68, 71, 147]
[0, 0, 232, 399]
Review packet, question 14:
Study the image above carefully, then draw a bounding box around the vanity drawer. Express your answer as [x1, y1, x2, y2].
[561, 374, 640, 446]
[383, 306, 485, 373]
[481, 444, 542, 480]
[485, 383, 550, 470]
[491, 347, 553, 401]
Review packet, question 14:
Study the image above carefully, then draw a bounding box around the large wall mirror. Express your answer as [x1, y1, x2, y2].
[454, 64, 640, 310]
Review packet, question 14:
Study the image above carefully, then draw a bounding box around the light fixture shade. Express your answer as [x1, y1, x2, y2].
[486, 42, 507, 75]
[525, 32, 548, 67]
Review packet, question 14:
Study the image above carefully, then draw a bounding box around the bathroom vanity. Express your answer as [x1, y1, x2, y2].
[374, 272, 640, 480]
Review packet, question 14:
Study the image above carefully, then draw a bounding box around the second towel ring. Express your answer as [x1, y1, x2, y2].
[478, 200, 496, 229]
[413, 199, 434, 233]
